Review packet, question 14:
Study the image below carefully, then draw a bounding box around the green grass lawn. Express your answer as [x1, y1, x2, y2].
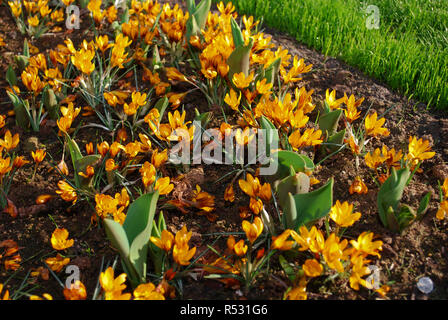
[218, 0, 448, 109]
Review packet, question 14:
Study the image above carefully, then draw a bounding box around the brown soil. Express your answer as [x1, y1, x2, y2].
[0, 1, 447, 300]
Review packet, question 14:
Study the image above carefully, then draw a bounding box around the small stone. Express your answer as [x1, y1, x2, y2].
[335, 70, 352, 83]
[71, 256, 91, 270]
[333, 84, 350, 94]
[23, 136, 40, 153]
[383, 236, 393, 244]
[417, 277, 433, 294]
[432, 164, 448, 181]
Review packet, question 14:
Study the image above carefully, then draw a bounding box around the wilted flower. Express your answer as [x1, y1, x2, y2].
[224, 184, 235, 202]
[57, 159, 69, 176]
[191, 185, 216, 219]
[382, 145, 403, 169]
[45, 254, 70, 272]
[166, 67, 188, 82]
[104, 91, 128, 107]
[55, 180, 77, 204]
[63, 281, 87, 300]
[36, 194, 53, 204]
[249, 197, 263, 214]
[105, 158, 118, 172]
[12, 156, 30, 169]
[349, 176, 368, 194]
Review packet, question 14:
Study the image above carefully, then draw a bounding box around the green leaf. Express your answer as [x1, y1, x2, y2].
[155, 96, 169, 122]
[264, 58, 281, 85]
[14, 55, 29, 71]
[158, 211, 167, 231]
[385, 206, 400, 233]
[186, 0, 211, 40]
[42, 87, 59, 119]
[283, 192, 297, 231]
[416, 191, 431, 219]
[194, 109, 212, 128]
[123, 191, 160, 245]
[34, 26, 48, 39]
[279, 255, 296, 282]
[103, 218, 139, 283]
[75, 155, 101, 188]
[23, 39, 30, 58]
[397, 205, 416, 232]
[65, 135, 84, 187]
[123, 191, 160, 283]
[277, 172, 310, 209]
[267, 150, 314, 183]
[260, 116, 279, 158]
[186, 15, 200, 41]
[319, 109, 342, 137]
[65, 135, 83, 163]
[121, 8, 130, 24]
[103, 218, 130, 260]
[193, 0, 211, 31]
[318, 129, 346, 158]
[227, 37, 254, 80]
[230, 17, 244, 48]
[186, 0, 196, 12]
[75, 155, 101, 171]
[288, 178, 334, 229]
[7, 91, 28, 129]
[377, 167, 410, 228]
[152, 45, 161, 67]
[6, 65, 17, 87]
